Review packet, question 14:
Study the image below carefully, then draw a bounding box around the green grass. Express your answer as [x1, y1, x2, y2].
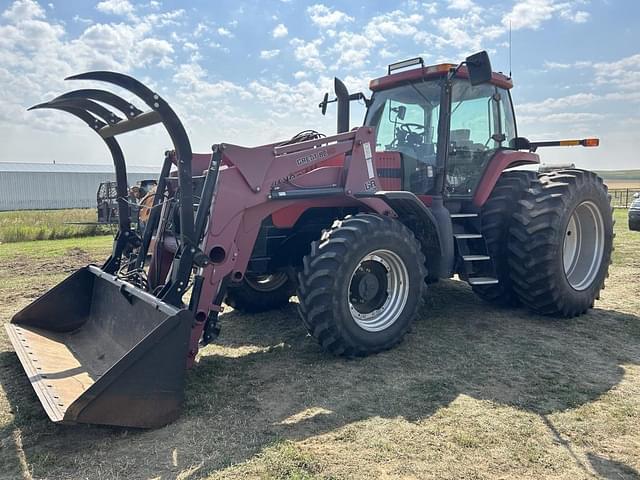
[0, 235, 113, 262]
[0, 209, 111, 243]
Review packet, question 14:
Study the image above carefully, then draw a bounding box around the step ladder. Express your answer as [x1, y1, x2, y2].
[450, 213, 498, 286]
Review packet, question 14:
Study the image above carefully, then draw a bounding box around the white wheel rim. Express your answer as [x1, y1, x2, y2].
[563, 200, 605, 291]
[348, 249, 410, 332]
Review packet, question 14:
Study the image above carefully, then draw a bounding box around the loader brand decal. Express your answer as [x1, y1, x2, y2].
[271, 163, 319, 187]
[296, 149, 328, 167]
[363, 142, 375, 179]
[364, 179, 377, 191]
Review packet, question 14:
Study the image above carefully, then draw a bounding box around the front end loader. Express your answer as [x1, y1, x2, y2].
[6, 51, 613, 428]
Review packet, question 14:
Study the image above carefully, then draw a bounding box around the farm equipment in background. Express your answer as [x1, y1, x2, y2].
[97, 179, 157, 226]
[6, 51, 613, 428]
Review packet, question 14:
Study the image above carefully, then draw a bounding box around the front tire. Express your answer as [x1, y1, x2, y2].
[508, 169, 613, 317]
[297, 213, 427, 356]
[224, 272, 295, 313]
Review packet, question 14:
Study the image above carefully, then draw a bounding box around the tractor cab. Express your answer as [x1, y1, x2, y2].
[364, 54, 517, 198]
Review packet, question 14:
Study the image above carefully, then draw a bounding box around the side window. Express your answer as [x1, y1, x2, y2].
[447, 82, 503, 196]
[497, 88, 517, 147]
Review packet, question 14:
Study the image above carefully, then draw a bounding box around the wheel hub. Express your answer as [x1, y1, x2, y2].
[348, 250, 410, 332]
[244, 272, 289, 292]
[350, 261, 388, 313]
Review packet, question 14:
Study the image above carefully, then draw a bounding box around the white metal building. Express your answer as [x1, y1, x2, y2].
[0, 162, 160, 211]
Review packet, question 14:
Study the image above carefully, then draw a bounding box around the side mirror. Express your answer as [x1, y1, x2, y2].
[391, 105, 406, 121]
[320, 92, 329, 115]
[510, 136, 531, 151]
[466, 50, 492, 86]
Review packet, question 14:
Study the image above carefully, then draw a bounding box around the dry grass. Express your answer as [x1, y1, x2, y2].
[0, 209, 110, 243]
[0, 210, 639, 479]
[605, 180, 640, 190]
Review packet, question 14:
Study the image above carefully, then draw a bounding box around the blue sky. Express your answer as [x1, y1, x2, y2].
[0, 0, 638, 169]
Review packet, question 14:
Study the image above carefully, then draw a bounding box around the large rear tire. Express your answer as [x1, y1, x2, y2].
[297, 213, 427, 356]
[224, 272, 295, 313]
[508, 169, 613, 317]
[472, 170, 537, 305]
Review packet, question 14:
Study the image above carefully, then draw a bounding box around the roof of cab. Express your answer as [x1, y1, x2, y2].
[369, 63, 513, 91]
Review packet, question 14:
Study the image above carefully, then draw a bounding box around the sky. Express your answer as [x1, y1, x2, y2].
[0, 0, 638, 170]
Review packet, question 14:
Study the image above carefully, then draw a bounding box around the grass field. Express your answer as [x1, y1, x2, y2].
[0, 210, 638, 479]
[0, 209, 109, 243]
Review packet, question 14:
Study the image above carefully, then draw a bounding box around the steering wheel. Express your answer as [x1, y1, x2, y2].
[399, 123, 425, 135]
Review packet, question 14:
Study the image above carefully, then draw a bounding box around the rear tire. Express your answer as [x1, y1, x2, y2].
[224, 272, 295, 313]
[297, 213, 427, 356]
[508, 169, 613, 317]
[472, 170, 537, 305]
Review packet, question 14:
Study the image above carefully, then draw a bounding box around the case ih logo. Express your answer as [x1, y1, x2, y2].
[296, 149, 328, 166]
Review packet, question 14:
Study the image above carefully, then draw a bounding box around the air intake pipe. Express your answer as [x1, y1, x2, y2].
[334, 77, 350, 134]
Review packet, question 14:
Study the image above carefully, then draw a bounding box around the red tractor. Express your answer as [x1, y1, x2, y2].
[6, 52, 613, 428]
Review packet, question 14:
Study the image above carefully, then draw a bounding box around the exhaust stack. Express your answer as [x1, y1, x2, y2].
[335, 77, 350, 134]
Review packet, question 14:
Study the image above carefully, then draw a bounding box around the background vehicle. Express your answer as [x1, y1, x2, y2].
[6, 51, 613, 428]
[97, 179, 157, 225]
[630, 193, 640, 230]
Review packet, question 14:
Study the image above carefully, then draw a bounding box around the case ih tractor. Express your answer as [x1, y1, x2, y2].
[6, 52, 613, 428]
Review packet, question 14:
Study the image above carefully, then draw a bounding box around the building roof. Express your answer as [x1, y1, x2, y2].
[0, 162, 160, 174]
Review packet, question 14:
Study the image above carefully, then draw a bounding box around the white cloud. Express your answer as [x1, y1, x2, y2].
[194, 22, 207, 37]
[518, 112, 602, 124]
[260, 49, 280, 59]
[272, 23, 288, 38]
[290, 38, 325, 71]
[593, 54, 640, 91]
[448, 0, 477, 10]
[518, 93, 598, 115]
[543, 60, 592, 70]
[503, 0, 592, 31]
[2, 0, 44, 21]
[96, 0, 135, 17]
[329, 10, 424, 69]
[217, 26, 233, 37]
[307, 4, 353, 28]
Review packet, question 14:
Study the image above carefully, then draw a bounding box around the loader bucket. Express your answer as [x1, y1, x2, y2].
[4, 265, 192, 428]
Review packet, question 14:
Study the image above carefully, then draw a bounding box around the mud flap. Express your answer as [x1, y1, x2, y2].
[4, 265, 192, 428]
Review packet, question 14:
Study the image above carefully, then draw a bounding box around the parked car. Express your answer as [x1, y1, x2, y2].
[630, 193, 640, 231]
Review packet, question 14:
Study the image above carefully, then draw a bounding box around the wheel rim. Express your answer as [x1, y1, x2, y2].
[244, 272, 289, 292]
[563, 200, 605, 291]
[348, 249, 410, 332]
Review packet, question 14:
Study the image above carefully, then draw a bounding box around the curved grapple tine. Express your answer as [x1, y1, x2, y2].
[28, 102, 107, 131]
[27, 101, 130, 233]
[56, 89, 144, 117]
[47, 97, 123, 125]
[66, 71, 161, 111]
[67, 71, 195, 246]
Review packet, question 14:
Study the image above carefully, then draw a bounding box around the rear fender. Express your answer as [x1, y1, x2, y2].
[474, 150, 539, 207]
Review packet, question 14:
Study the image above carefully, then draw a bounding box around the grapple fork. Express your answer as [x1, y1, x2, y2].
[6, 71, 209, 428]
